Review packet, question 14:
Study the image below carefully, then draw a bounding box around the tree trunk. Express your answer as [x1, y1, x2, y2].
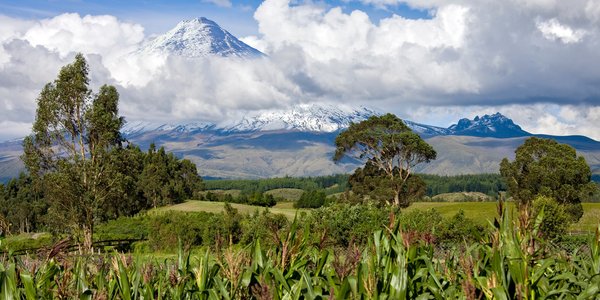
[393, 192, 400, 207]
[82, 225, 93, 254]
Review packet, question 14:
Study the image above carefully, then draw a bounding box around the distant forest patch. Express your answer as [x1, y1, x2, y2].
[204, 173, 507, 197]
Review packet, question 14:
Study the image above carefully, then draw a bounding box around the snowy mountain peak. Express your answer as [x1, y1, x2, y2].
[138, 17, 264, 58]
[122, 120, 214, 137]
[226, 104, 378, 133]
[448, 112, 530, 138]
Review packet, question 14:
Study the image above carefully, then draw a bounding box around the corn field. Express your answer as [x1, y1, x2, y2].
[1, 205, 600, 299]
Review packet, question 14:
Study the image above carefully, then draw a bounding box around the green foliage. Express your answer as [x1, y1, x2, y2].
[437, 210, 486, 244]
[307, 203, 390, 246]
[334, 113, 436, 207]
[399, 208, 486, 244]
[294, 190, 327, 208]
[204, 174, 349, 195]
[147, 212, 210, 251]
[18, 55, 203, 251]
[0, 233, 53, 253]
[500, 137, 597, 222]
[2, 205, 600, 298]
[349, 161, 426, 206]
[94, 216, 149, 241]
[420, 173, 506, 197]
[0, 173, 47, 234]
[138, 144, 203, 208]
[204, 173, 509, 200]
[532, 195, 571, 239]
[199, 191, 276, 207]
[399, 208, 443, 234]
[240, 210, 288, 246]
[21, 54, 123, 250]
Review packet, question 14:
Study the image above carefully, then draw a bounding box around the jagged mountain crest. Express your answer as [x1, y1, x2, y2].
[138, 17, 264, 58]
[448, 112, 530, 138]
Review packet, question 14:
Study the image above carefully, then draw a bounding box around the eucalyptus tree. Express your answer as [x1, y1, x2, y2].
[500, 137, 597, 222]
[334, 113, 436, 207]
[22, 54, 124, 252]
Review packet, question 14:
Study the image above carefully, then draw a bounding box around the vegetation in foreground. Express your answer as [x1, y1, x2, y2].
[2, 203, 600, 299]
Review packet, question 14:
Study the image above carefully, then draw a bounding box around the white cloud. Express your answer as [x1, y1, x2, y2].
[537, 18, 586, 43]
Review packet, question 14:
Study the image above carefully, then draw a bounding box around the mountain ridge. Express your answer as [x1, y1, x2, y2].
[1, 106, 599, 180]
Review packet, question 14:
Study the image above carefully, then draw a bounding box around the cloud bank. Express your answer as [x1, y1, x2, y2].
[0, 0, 599, 140]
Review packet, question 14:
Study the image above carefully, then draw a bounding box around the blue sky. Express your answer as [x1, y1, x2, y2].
[0, 0, 430, 36]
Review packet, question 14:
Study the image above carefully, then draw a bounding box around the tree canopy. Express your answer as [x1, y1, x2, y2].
[500, 137, 597, 222]
[333, 114, 436, 207]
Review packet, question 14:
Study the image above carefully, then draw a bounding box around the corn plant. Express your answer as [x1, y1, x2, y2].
[1, 204, 600, 299]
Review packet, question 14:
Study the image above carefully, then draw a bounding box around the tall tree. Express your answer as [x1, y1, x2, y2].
[333, 114, 436, 207]
[348, 161, 426, 207]
[500, 137, 597, 222]
[22, 54, 124, 252]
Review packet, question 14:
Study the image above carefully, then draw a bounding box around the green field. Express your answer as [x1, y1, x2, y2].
[264, 188, 304, 201]
[162, 200, 600, 232]
[158, 200, 307, 219]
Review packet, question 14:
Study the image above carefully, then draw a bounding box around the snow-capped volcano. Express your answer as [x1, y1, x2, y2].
[138, 17, 263, 58]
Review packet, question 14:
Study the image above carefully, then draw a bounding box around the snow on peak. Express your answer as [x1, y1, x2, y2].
[225, 104, 378, 133]
[122, 120, 214, 136]
[448, 112, 530, 137]
[138, 17, 264, 58]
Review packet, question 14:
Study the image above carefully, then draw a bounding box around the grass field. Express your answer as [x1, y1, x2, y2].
[158, 200, 307, 219]
[264, 188, 304, 201]
[199, 189, 242, 197]
[162, 200, 600, 232]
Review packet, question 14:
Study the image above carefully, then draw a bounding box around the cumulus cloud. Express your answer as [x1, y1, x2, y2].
[1, 0, 600, 141]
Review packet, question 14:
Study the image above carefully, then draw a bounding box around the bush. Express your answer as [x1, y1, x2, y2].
[532, 196, 571, 239]
[199, 191, 276, 207]
[0, 233, 53, 252]
[240, 209, 289, 246]
[295, 190, 327, 208]
[308, 203, 390, 246]
[398, 209, 485, 245]
[399, 209, 443, 234]
[95, 216, 149, 241]
[437, 210, 486, 244]
[147, 211, 213, 251]
[203, 203, 243, 248]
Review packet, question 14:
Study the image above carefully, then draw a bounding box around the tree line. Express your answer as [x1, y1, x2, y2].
[204, 174, 349, 194]
[204, 173, 507, 197]
[0, 144, 201, 236]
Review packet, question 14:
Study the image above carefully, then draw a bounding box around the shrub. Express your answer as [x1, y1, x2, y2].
[308, 203, 390, 246]
[437, 210, 486, 244]
[240, 209, 289, 246]
[147, 211, 213, 251]
[399, 209, 443, 234]
[532, 195, 571, 239]
[295, 190, 327, 208]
